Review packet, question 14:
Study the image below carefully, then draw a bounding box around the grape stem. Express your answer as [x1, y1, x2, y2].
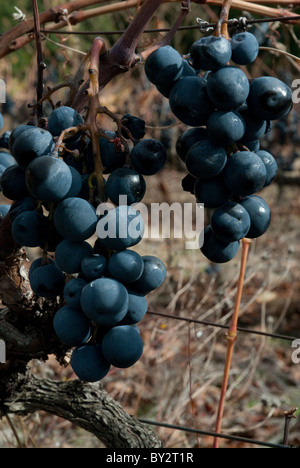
[213, 238, 252, 448]
[215, 0, 233, 39]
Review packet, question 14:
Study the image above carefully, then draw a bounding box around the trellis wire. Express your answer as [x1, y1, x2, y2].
[138, 419, 293, 449]
[40, 15, 300, 36]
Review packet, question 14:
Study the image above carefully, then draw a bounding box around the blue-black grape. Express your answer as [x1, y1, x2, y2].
[55, 239, 93, 274]
[108, 250, 144, 284]
[71, 344, 111, 382]
[9, 125, 32, 153]
[206, 111, 246, 146]
[54, 197, 98, 242]
[169, 76, 214, 127]
[240, 195, 271, 238]
[223, 151, 267, 196]
[130, 256, 166, 295]
[145, 45, 184, 87]
[29, 263, 65, 298]
[130, 139, 167, 176]
[1, 165, 28, 200]
[80, 277, 129, 326]
[12, 211, 49, 247]
[0, 113, 3, 130]
[231, 32, 259, 65]
[185, 139, 227, 180]
[121, 114, 146, 140]
[106, 168, 146, 205]
[247, 77, 293, 121]
[97, 131, 126, 173]
[239, 111, 267, 142]
[64, 278, 88, 309]
[80, 254, 107, 280]
[64, 166, 82, 199]
[120, 290, 148, 325]
[12, 127, 55, 168]
[194, 176, 232, 209]
[26, 156, 73, 202]
[102, 325, 143, 368]
[190, 36, 232, 71]
[211, 201, 251, 243]
[200, 226, 240, 264]
[53, 306, 92, 347]
[96, 205, 144, 251]
[256, 150, 278, 187]
[47, 106, 83, 140]
[206, 66, 250, 110]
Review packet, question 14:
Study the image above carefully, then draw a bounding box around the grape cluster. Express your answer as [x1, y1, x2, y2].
[145, 32, 293, 263]
[0, 106, 167, 382]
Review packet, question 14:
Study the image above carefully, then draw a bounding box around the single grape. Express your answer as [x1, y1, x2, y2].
[80, 277, 129, 326]
[145, 45, 184, 87]
[80, 254, 107, 280]
[12, 127, 55, 167]
[223, 151, 267, 196]
[106, 168, 146, 205]
[231, 32, 259, 65]
[26, 156, 73, 202]
[194, 176, 232, 209]
[54, 197, 98, 242]
[11, 211, 49, 247]
[247, 77, 293, 120]
[121, 114, 146, 140]
[206, 111, 246, 146]
[239, 111, 267, 142]
[1, 165, 28, 200]
[120, 290, 148, 325]
[240, 195, 271, 238]
[0, 113, 3, 130]
[206, 67, 250, 110]
[190, 36, 232, 71]
[53, 306, 92, 347]
[102, 325, 143, 368]
[256, 150, 278, 187]
[47, 106, 83, 140]
[29, 263, 65, 298]
[108, 250, 144, 284]
[64, 278, 88, 309]
[169, 76, 214, 127]
[9, 125, 32, 153]
[185, 139, 227, 180]
[64, 166, 82, 199]
[200, 226, 240, 264]
[98, 131, 126, 173]
[211, 201, 251, 243]
[71, 344, 111, 382]
[130, 139, 167, 176]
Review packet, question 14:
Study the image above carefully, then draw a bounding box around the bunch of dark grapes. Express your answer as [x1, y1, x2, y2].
[144, 32, 293, 263]
[0, 107, 167, 382]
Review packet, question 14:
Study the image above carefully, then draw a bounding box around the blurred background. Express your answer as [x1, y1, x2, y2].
[0, 0, 300, 448]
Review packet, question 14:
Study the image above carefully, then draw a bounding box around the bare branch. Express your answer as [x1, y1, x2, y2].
[1, 375, 163, 448]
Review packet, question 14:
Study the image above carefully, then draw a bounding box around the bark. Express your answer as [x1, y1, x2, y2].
[1, 375, 163, 448]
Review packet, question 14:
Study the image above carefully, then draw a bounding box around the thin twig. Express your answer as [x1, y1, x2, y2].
[213, 238, 252, 449]
[32, 0, 45, 121]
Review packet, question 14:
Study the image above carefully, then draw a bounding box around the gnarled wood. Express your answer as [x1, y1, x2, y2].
[1, 375, 163, 448]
